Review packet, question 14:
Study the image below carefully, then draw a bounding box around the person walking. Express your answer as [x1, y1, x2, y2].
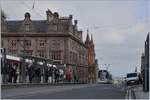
[12, 64, 17, 83]
[48, 67, 53, 83]
[27, 64, 34, 83]
[54, 69, 60, 83]
[36, 68, 41, 83]
[66, 69, 72, 83]
[138, 73, 142, 84]
[8, 64, 13, 83]
[44, 68, 49, 83]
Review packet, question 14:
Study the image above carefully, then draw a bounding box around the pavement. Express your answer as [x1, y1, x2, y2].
[125, 84, 149, 99]
[1, 83, 126, 99]
[132, 84, 149, 99]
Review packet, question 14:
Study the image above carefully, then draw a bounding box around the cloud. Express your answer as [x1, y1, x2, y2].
[96, 28, 125, 44]
[130, 18, 149, 34]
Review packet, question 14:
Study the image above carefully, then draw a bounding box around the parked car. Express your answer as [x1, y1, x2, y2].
[126, 72, 139, 86]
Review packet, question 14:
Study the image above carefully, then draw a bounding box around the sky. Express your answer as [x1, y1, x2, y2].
[1, 0, 149, 77]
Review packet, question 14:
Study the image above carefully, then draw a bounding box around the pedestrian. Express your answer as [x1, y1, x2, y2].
[54, 69, 60, 83]
[28, 64, 34, 83]
[45, 68, 49, 83]
[74, 75, 77, 83]
[48, 67, 53, 82]
[34, 67, 41, 83]
[8, 64, 13, 83]
[12, 64, 17, 83]
[138, 73, 142, 84]
[37, 68, 41, 83]
[66, 70, 72, 82]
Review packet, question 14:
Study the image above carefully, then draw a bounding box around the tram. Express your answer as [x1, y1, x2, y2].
[98, 69, 113, 84]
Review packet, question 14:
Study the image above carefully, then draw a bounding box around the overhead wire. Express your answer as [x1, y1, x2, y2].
[20, 0, 45, 20]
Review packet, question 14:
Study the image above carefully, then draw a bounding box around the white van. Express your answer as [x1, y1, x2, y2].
[126, 72, 139, 86]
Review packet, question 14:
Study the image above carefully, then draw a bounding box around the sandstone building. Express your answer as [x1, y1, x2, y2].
[1, 9, 89, 83]
[85, 30, 97, 83]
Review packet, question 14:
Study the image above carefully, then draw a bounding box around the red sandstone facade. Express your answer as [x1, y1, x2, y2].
[1, 9, 97, 83]
[85, 30, 97, 83]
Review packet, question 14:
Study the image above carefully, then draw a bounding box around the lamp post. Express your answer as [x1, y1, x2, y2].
[1, 48, 7, 84]
[51, 62, 54, 83]
[64, 64, 66, 82]
[17, 30, 27, 83]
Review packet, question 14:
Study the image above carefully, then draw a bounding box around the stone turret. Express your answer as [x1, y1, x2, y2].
[46, 9, 54, 22]
[24, 12, 31, 22]
[84, 29, 97, 83]
[85, 29, 90, 45]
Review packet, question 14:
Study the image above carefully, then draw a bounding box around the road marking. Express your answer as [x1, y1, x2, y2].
[122, 87, 124, 91]
[125, 89, 128, 99]
[128, 89, 132, 99]
[125, 86, 135, 99]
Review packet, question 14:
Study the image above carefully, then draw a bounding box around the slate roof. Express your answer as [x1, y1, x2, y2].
[32, 20, 48, 33]
[6, 19, 70, 33]
[7, 21, 23, 32]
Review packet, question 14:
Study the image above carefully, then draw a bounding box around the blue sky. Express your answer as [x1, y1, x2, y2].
[1, 0, 149, 77]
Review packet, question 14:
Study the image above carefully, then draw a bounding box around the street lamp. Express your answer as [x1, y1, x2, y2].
[64, 64, 66, 82]
[1, 48, 7, 84]
[17, 30, 27, 83]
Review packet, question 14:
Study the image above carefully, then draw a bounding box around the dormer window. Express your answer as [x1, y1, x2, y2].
[25, 25, 30, 32]
[24, 12, 31, 32]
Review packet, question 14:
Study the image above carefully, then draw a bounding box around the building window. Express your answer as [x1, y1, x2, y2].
[39, 40, 45, 47]
[9, 50, 16, 55]
[26, 51, 32, 55]
[9, 40, 16, 47]
[25, 40, 31, 47]
[53, 25, 58, 31]
[21, 50, 32, 55]
[52, 40, 60, 50]
[1, 40, 3, 47]
[51, 51, 61, 60]
[25, 25, 30, 32]
[38, 51, 45, 57]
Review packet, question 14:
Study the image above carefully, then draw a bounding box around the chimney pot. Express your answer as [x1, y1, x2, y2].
[69, 15, 73, 19]
[74, 20, 78, 24]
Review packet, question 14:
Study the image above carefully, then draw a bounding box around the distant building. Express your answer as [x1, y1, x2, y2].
[85, 30, 97, 83]
[1, 9, 89, 83]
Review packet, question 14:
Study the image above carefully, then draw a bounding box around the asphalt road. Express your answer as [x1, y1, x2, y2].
[2, 83, 126, 99]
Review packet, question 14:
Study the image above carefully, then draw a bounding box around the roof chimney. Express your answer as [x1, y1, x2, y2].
[46, 9, 54, 22]
[69, 15, 73, 19]
[74, 20, 78, 25]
